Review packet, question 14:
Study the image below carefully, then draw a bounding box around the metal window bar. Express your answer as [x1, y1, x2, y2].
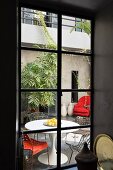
[21, 8, 87, 30]
[21, 46, 92, 56]
[21, 17, 79, 28]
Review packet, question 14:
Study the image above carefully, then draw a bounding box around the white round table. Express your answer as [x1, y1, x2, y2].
[25, 119, 79, 165]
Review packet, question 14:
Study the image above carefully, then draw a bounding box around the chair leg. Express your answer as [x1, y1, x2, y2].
[31, 154, 33, 170]
[47, 147, 50, 165]
[37, 133, 38, 140]
[45, 134, 46, 140]
[69, 150, 73, 164]
[34, 133, 38, 140]
[27, 151, 33, 170]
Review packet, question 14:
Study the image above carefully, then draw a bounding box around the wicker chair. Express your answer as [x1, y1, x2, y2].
[75, 115, 90, 125]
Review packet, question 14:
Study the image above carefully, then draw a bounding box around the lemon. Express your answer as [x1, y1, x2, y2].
[45, 118, 57, 126]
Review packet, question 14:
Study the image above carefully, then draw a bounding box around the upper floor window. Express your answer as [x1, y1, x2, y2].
[21, 8, 87, 32]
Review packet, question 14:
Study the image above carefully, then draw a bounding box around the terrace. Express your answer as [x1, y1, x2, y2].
[21, 9, 91, 170]
[2, 1, 113, 170]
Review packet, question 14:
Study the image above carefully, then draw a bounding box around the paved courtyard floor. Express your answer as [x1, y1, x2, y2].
[23, 115, 90, 170]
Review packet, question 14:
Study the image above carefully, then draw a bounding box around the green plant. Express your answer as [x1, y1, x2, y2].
[70, 20, 91, 35]
[21, 51, 57, 108]
[21, 11, 57, 110]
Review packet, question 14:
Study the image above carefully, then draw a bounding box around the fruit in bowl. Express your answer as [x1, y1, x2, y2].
[44, 118, 57, 127]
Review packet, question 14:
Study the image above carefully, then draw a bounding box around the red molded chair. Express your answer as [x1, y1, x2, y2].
[73, 95, 90, 117]
[23, 134, 49, 164]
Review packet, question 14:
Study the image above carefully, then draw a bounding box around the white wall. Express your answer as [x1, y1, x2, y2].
[61, 54, 90, 106]
[21, 23, 90, 50]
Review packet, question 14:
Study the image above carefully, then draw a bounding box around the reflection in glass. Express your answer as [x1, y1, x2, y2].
[62, 55, 91, 89]
[21, 51, 57, 89]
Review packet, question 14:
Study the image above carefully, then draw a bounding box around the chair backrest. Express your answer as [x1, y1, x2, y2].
[73, 95, 91, 117]
[72, 133, 90, 152]
[78, 95, 90, 106]
[23, 134, 31, 142]
[93, 134, 113, 170]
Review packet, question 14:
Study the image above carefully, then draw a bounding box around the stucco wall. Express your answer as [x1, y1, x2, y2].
[21, 51, 90, 107]
[62, 54, 90, 106]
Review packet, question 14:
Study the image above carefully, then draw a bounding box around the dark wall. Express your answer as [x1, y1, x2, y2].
[1, 0, 113, 169]
[0, 1, 17, 170]
[94, 2, 113, 140]
[21, 0, 95, 19]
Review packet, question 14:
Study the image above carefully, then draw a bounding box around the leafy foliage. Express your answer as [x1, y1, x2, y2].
[21, 11, 57, 110]
[70, 20, 91, 35]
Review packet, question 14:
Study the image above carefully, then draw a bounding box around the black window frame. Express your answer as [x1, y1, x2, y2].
[18, 3, 94, 170]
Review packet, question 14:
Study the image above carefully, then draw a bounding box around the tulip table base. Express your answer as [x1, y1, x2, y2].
[38, 152, 68, 165]
[38, 133, 68, 165]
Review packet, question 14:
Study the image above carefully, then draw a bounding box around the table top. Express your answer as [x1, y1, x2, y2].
[25, 119, 79, 134]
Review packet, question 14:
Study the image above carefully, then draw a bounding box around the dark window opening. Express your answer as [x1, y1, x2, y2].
[71, 71, 78, 102]
[45, 12, 52, 27]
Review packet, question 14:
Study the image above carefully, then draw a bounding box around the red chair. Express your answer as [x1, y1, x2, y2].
[23, 134, 49, 164]
[73, 95, 90, 117]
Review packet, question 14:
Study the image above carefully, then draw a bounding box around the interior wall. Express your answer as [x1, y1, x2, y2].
[21, 0, 95, 18]
[1, 0, 113, 169]
[94, 2, 113, 140]
[1, 1, 17, 170]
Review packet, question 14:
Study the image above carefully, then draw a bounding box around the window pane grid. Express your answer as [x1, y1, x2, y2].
[19, 6, 93, 170]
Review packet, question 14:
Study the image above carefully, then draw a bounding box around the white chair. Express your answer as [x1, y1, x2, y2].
[64, 132, 90, 163]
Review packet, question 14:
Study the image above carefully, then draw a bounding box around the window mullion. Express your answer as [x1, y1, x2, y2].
[19, 4, 22, 137]
[57, 13, 62, 168]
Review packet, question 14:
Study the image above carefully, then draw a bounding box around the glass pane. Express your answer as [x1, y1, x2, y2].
[21, 92, 57, 129]
[22, 132, 57, 169]
[62, 15, 91, 54]
[22, 125, 90, 169]
[62, 55, 91, 89]
[21, 50, 57, 89]
[61, 92, 91, 125]
[61, 128, 90, 166]
[21, 8, 58, 50]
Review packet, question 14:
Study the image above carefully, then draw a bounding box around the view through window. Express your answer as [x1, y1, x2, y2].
[19, 7, 92, 170]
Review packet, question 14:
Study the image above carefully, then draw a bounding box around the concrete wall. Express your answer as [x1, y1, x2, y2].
[94, 2, 113, 140]
[62, 54, 90, 105]
[21, 50, 41, 69]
